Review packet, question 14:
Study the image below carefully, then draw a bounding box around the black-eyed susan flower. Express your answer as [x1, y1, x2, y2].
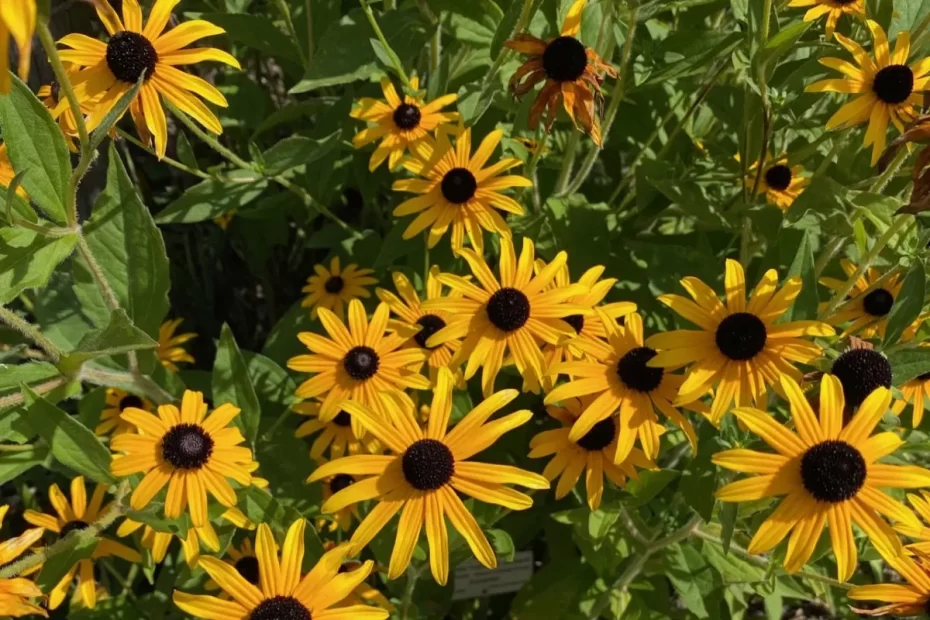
[207, 538, 258, 593]
[529, 396, 657, 510]
[806, 20, 930, 165]
[893, 491, 930, 555]
[116, 517, 218, 567]
[713, 374, 930, 581]
[505, 0, 617, 144]
[788, 0, 864, 39]
[301, 257, 377, 320]
[157, 318, 196, 373]
[307, 368, 549, 585]
[547, 311, 698, 463]
[894, 373, 930, 427]
[97, 388, 153, 436]
[744, 155, 808, 211]
[317, 472, 360, 532]
[293, 401, 379, 462]
[23, 477, 141, 610]
[820, 260, 902, 338]
[646, 259, 834, 424]
[0, 1, 36, 95]
[322, 545, 395, 613]
[351, 76, 457, 171]
[173, 519, 388, 620]
[829, 342, 893, 414]
[422, 236, 588, 396]
[58, 0, 240, 159]
[376, 268, 462, 382]
[110, 390, 254, 527]
[287, 299, 430, 423]
[393, 128, 531, 253]
[533, 260, 636, 390]
[848, 552, 930, 615]
[0, 505, 45, 618]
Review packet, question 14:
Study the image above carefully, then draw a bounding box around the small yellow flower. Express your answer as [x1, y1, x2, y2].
[293, 400, 379, 461]
[744, 155, 808, 211]
[894, 373, 930, 428]
[301, 256, 377, 320]
[157, 318, 197, 373]
[0, 1, 36, 95]
[849, 551, 930, 615]
[820, 259, 902, 339]
[0, 505, 46, 618]
[788, 0, 864, 39]
[97, 388, 153, 436]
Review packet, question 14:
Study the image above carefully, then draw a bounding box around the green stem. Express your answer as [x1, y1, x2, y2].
[166, 102, 253, 169]
[275, 0, 307, 66]
[400, 564, 422, 619]
[304, 0, 314, 63]
[0, 443, 36, 452]
[118, 128, 211, 180]
[869, 147, 908, 194]
[0, 378, 66, 409]
[739, 216, 752, 268]
[360, 0, 410, 87]
[813, 235, 844, 278]
[0, 306, 63, 362]
[76, 236, 121, 312]
[554, 131, 580, 195]
[749, 0, 773, 198]
[80, 365, 175, 405]
[813, 131, 849, 177]
[819, 215, 912, 320]
[10, 217, 74, 237]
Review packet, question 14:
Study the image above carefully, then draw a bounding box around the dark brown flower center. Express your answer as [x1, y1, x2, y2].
[576, 417, 615, 451]
[393, 103, 421, 129]
[831, 349, 892, 410]
[800, 440, 866, 503]
[873, 64, 914, 104]
[161, 423, 214, 470]
[106, 31, 158, 84]
[764, 164, 792, 191]
[402, 439, 454, 490]
[332, 411, 352, 427]
[330, 474, 355, 494]
[486, 288, 530, 332]
[616, 346, 664, 393]
[415, 314, 446, 349]
[249, 595, 311, 620]
[862, 288, 894, 317]
[118, 394, 144, 411]
[59, 520, 90, 539]
[542, 36, 588, 82]
[324, 276, 345, 294]
[715, 312, 767, 361]
[564, 314, 585, 334]
[343, 346, 379, 380]
[235, 556, 260, 585]
[441, 168, 478, 204]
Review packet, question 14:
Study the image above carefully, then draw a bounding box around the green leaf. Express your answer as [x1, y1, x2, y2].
[36, 532, 100, 594]
[0, 444, 48, 485]
[490, 0, 524, 59]
[89, 74, 144, 152]
[0, 361, 61, 397]
[176, 130, 199, 171]
[213, 324, 261, 444]
[0, 227, 78, 304]
[202, 13, 303, 64]
[487, 528, 515, 562]
[783, 230, 818, 321]
[61, 309, 158, 369]
[889, 348, 930, 385]
[625, 469, 679, 506]
[261, 132, 341, 176]
[884, 262, 926, 347]
[73, 144, 170, 336]
[154, 173, 268, 224]
[21, 386, 116, 484]
[0, 74, 71, 223]
[756, 21, 812, 77]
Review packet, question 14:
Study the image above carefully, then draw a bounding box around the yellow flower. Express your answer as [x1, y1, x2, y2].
[307, 368, 549, 585]
[903, 312, 930, 343]
[116, 517, 218, 567]
[38, 75, 91, 152]
[422, 236, 589, 396]
[533, 259, 636, 391]
[744, 155, 808, 211]
[293, 400, 379, 462]
[301, 256, 377, 320]
[0, 144, 27, 199]
[529, 396, 657, 510]
[376, 268, 463, 382]
[0, 505, 46, 618]
[317, 471, 360, 532]
[646, 259, 834, 424]
[547, 311, 699, 463]
[173, 519, 388, 620]
[849, 550, 930, 615]
[287, 298, 430, 423]
[0, 1, 36, 95]
[788, 0, 864, 39]
[110, 390, 254, 527]
[806, 20, 930, 165]
[321, 543, 395, 613]
[894, 491, 930, 556]
[205, 538, 257, 594]
[58, 0, 240, 159]
[97, 388, 153, 436]
[820, 259, 902, 339]
[23, 477, 141, 610]
[713, 375, 930, 581]
[505, 0, 617, 144]
[392, 127, 531, 253]
[351, 76, 457, 171]
[214, 210, 235, 230]
[157, 318, 197, 373]
[893, 374, 930, 428]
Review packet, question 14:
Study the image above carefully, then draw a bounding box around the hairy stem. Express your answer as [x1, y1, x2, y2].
[0, 306, 63, 362]
[80, 365, 175, 405]
[118, 128, 211, 180]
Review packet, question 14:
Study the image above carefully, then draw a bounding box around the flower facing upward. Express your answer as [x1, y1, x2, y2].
[529, 396, 657, 511]
[713, 375, 930, 581]
[646, 259, 834, 424]
[307, 368, 549, 585]
[788, 0, 864, 39]
[505, 0, 617, 144]
[849, 552, 930, 615]
[301, 257, 377, 320]
[287, 299, 430, 426]
[820, 260, 902, 339]
[806, 21, 930, 165]
[0, 505, 45, 618]
[547, 311, 699, 463]
[110, 390, 254, 527]
[293, 401, 379, 462]
[392, 128, 531, 253]
[376, 268, 463, 381]
[157, 318, 197, 373]
[351, 76, 458, 171]
[422, 236, 589, 396]
[0, 1, 36, 94]
[745, 156, 808, 211]
[23, 477, 142, 610]
[58, 0, 240, 159]
[97, 388, 153, 436]
[173, 519, 388, 620]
